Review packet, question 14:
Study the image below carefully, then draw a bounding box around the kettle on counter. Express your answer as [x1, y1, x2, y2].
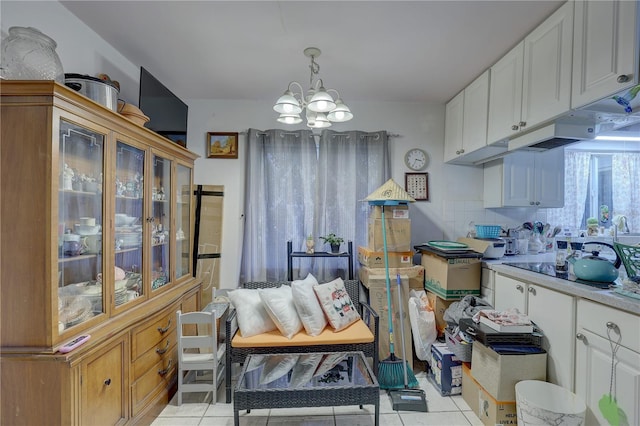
[567, 241, 622, 283]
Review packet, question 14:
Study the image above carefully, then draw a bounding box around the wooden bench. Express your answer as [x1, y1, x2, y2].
[224, 280, 379, 403]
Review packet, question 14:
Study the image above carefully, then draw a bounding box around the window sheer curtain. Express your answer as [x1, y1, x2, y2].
[240, 129, 317, 282]
[547, 151, 591, 229]
[612, 152, 640, 233]
[314, 130, 390, 281]
[240, 128, 389, 283]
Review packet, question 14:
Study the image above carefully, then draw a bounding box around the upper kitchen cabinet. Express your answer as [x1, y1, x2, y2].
[483, 148, 564, 208]
[571, 0, 640, 110]
[487, 1, 573, 144]
[444, 70, 508, 165]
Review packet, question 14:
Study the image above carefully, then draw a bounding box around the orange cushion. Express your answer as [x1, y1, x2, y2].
[232, 318, 374, 348]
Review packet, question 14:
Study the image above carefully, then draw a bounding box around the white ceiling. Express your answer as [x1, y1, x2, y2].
[61, 0, 565, 105]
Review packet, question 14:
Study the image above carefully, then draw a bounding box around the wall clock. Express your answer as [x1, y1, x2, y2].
[404, 148, 429, 171]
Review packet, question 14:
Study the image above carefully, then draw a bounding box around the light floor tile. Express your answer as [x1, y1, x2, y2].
[451, 394, 472, 411]
[335, 413, 404, 426]
[399, 411, 472, 425]
[333, 404, 379, 416]
[156, 398, 209, 418]
[205, 402, 270, 417]
[151, 417, 202, 426]
[269, 406, 335, 417]
[199, 416, 269, 426]
[462, 410, 484, 426]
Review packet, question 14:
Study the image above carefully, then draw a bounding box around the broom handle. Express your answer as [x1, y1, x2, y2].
[381, 207, 395, 355]
[396, 273, 410, 387]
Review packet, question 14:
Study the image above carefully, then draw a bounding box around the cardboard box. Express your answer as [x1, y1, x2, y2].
[357, 246, 413, 268]
[421, 250, 481, 300]
[367, 218, 411, 252]
[359, 265, 425, 369]
[427, 342, 462, 396]
[369, 205, 409, 220]
[462, 363, 518, 426]
[471, 340, 547, 401]
[425, 291, 456, 337]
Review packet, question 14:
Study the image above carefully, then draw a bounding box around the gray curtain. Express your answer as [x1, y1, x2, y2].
[240, 129, 317, 282]
[240, 128, 390, 283]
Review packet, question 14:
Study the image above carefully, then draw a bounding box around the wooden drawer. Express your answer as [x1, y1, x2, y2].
[132, 328, 176, 381]
[131, 344, 177, 416]
[577, 299, 640, 352]
[131, 304, 177, 361]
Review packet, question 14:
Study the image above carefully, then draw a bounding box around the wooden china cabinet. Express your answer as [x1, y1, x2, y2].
[0, 81, 201, 425]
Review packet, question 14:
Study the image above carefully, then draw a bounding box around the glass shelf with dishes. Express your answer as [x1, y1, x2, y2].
[151, 155, 172, 292]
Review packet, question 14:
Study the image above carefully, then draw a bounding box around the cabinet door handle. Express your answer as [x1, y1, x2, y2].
[104, 378, 112, 386]
[530, 201, 535, 205]
[456, 150, 461, 155]
[516, 284, 524, 292]
[156, 340, 170, 355]
[157, 318, 172, 334]
[146, 217, 155, 223]
[576, 333, 585, 341]
[606, 321, 619, 332]
[519, 121, 527, 127]
[528, 287, 536, 295]
[460, 149, 465, 154]
[158, 359, 173, 376]
[512, 124, 519, 131]
[617, 74, 631, 83]
[535, 201, 540, 205]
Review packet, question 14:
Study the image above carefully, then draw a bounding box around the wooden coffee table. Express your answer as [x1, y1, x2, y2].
[233, 351, 379, 426]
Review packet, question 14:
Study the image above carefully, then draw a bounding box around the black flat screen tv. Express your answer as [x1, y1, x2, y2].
[139, 67, 188, 147]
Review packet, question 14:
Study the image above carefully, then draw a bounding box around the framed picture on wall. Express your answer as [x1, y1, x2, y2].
[206, 132, 238, 159]
[405, 172, 429, 201]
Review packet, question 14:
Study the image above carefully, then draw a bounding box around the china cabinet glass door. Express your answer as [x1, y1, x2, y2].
[57, 119, 105, 332]
[114, 141, 145, 306]
[176, 164, 191, 278]
[151, 154, 171, 290]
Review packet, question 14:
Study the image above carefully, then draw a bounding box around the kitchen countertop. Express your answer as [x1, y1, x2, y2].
[482, 253, 640, 315]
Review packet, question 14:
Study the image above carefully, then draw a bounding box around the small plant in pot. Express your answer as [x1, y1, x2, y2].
[320, 233, 344, 254]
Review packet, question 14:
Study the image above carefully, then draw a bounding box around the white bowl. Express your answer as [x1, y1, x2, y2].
[75, 224, 101, 235]
[115, 214, 138, 226]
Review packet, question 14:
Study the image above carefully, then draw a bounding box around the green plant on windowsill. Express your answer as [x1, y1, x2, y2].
[319, 233, 344, 253]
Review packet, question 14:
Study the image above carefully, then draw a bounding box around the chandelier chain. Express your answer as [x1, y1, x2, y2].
[309, 55, 320, 86]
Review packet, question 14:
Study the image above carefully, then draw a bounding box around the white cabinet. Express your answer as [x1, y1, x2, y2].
[487, 2, 573, 144]
[572, 0, 640, 109]
[483, 148, 564, 208]
[494, 274, 575, 389]
[575, 299, 640, 426]
[444, 70, 490, 163]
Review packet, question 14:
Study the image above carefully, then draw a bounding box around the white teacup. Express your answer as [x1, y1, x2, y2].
[63, 233, 81, 242]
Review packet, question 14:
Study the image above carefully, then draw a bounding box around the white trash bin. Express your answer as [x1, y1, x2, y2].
[516, 380, 586, 426]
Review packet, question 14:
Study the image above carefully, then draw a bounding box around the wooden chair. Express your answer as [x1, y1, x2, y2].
[176, 310, 217, 405]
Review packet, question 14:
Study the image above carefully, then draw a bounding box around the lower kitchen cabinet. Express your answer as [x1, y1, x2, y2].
[575, 299, 640, 426]
[494, 273, 575, 389]
[82, 335, 129, 425]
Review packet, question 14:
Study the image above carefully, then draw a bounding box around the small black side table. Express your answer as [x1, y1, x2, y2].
[287, 240, 354, 281]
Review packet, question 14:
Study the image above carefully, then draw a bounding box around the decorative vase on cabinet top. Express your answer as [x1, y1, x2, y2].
[0, 26, 64, 83]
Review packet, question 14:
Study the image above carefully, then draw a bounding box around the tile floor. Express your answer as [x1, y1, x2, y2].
[152, 368, 483, 426]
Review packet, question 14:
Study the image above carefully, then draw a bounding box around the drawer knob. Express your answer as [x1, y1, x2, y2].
[516, 284, 524, 292]
[528, 287, 536, 295]
[104, 378, 112, 386]
[158, 359, 173, 376]
[512, 124, 519, 131]
[157, 318, 172, 334]
[576, 333, 585, 341]
[519, 121, 527, 127]
[156, 340, 170, 355]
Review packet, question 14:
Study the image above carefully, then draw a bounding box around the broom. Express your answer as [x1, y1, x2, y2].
[377, 204, 419, 390]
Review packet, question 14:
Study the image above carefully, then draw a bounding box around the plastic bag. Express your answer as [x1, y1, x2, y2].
[408, 290, 437, 360]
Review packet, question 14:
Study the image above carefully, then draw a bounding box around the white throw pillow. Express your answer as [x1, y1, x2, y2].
[259, 354, 299, 385]
[228, 288, 277, 338]
[258, 285, 303, 339]
[313, 278, 361, 332]
[291, 273, 327, 336]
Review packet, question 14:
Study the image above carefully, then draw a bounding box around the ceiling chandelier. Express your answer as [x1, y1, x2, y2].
[273, 47, 353, 128]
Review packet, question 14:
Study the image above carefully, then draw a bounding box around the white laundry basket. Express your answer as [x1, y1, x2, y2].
[516, 380, 586, 426]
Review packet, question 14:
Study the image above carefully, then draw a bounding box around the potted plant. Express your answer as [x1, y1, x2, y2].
[586, 217, 599, 236]
[320, 233, 344, 254]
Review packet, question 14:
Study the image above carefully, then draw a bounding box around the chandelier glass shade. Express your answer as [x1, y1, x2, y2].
[273, 47, 353, 128]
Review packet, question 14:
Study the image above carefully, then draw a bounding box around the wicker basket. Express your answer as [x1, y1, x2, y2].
[614, 242, 640, 280]
[445, 329, 473, 362]
[475, 225, 501, 239]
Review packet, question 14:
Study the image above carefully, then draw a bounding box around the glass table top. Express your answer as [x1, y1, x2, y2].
[237, 352, 375, 391]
